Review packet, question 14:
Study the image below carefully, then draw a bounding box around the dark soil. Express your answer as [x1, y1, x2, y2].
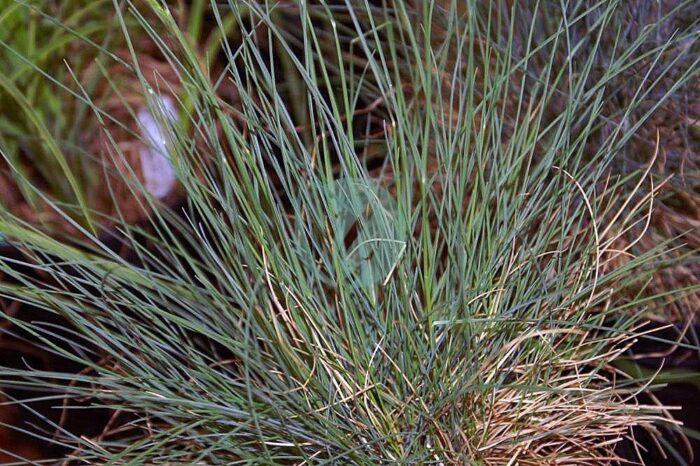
[617, 323, 700, 465]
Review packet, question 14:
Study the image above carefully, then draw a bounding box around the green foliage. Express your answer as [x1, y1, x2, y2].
[0, 0, 122, 228]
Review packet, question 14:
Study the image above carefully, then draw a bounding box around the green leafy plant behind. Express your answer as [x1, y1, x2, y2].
[0, 0, 697, 464]
[0, 0, 123, 230]
[0, 0, 226, 235]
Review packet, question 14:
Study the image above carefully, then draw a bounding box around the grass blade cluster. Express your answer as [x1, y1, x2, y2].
[0, 0, 697, 464]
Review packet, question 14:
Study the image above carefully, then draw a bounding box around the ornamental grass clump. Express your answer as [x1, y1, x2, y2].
[0, 0, 697, 464]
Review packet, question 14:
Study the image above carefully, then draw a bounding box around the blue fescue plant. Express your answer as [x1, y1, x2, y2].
[0, 0, 698, 464]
